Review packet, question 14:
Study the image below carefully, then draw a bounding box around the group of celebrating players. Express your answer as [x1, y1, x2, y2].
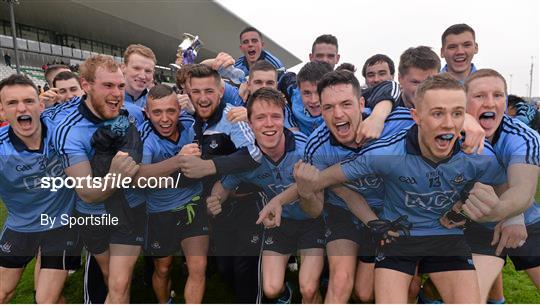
[0, 22, 538, 304]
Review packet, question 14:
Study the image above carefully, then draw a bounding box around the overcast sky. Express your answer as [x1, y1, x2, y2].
[218, 0, 539, 97]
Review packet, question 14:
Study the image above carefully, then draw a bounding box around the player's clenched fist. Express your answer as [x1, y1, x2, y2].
[206, 194, 222, 216]
[109, 151, 140, 178]
[177, 93, 195, 114]
[226, 107, 248, 123]
[39, 88, 60, 107]
[294, 161, 321, 196]
[462, 182, 500, 222]
[178, 143, 201, 156]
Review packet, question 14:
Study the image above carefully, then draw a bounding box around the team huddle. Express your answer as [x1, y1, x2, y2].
[0, 23, 539, 304]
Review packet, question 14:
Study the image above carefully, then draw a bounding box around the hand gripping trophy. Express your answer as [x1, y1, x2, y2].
[170, 33, 204, 70]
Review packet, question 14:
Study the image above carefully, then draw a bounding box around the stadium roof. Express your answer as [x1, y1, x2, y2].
[1, 0, 301, 68]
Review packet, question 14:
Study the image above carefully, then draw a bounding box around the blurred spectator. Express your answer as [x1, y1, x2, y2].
[4, 53, 11, 67]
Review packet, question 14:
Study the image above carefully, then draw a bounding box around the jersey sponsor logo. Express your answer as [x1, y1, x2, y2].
[209, 140, 218, 149]
[404, 190, 459, 213]
[346, 175, 383, 191]
[399, 176, 417, 185]
[151, 241, 161, 249]
[22, 157, 65, 190]
[250, 234, 260, 244]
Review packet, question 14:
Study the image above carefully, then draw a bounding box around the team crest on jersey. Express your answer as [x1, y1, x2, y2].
[209, 140, 218, 149]
[404, 190, 459, 213]
[0, 242, 12, 253]
[451, 174, 466, 185]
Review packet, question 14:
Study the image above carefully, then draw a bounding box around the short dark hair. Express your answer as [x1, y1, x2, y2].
[0, 74, 39, 101]
[148, 84, 174, 101]
[249, 60, 277, 78]
[362, 54, 395, 77]
[415, 73, 464, 106]
[336, 63, 357, 73]
[188, 64, 221, 87]
[246, 87, 286, 120]
[44, 64, 70, 85]
[507, 94, 524, 109]
[441, 23, 476, 46]
[239, 26, 263, 41]
[398, 46, 441, 76]
[311, 34, 338, 53]
[52, 71, 80, 88]
[317, 70, 362, 98]
[297, 61, 333, 87]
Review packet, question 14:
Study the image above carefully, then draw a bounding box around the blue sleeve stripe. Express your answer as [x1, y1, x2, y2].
[502, 119, 540, 165]
[140, 123, 153, 143]
[294, 134, 307, 143]
[0, 133, 8, 144]
[482, 140, 496, 154]
[234, 58, 245, 68]
[55, 113, 84, 165]
[385, 117, 413, 122]
[503, 116, 539, 164]
[357, 129, 407, 156]
[263, 51, 284, 68]
[237, 121, 262, 161]
[304, 129, 331, 162]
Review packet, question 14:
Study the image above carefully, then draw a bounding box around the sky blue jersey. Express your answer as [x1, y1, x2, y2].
[139, 117, 203, 213]
[287, 80, 402, 136]
[340, 125, 507, 236]
[53, 99, 144, 214]
[0, 117, 75, 232]
[221, 129, 311, 220]
[304, 107, 414, 210]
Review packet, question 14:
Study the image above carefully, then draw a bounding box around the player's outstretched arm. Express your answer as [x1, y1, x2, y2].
[256, 184, 300, 227]
[206, 181, 231, 216]
[463, 164, 538, 222]
[330, 185, 378, 224]
[356, 100, 393, 145]
[317, 163, 349, 190]
[136, 143, 200, 180]
[294, 161, 324, 217]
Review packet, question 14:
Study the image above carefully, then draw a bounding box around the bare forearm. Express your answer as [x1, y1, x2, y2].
[211, 181, 231, 204]
[136, 156, 181, 180]
[299, 190, 324, 218]
[318, 164, 349, 190]
[331, 185, 378, 224]
[369, 100, 393, 123]
[495, 164, 538, 220]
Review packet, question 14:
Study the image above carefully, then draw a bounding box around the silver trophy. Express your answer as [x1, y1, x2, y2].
[170, 33, 204, 71]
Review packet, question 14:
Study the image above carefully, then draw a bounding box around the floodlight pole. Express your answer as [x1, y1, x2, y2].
[529, 57, 534, 100]
[7, 0, 21, 74]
